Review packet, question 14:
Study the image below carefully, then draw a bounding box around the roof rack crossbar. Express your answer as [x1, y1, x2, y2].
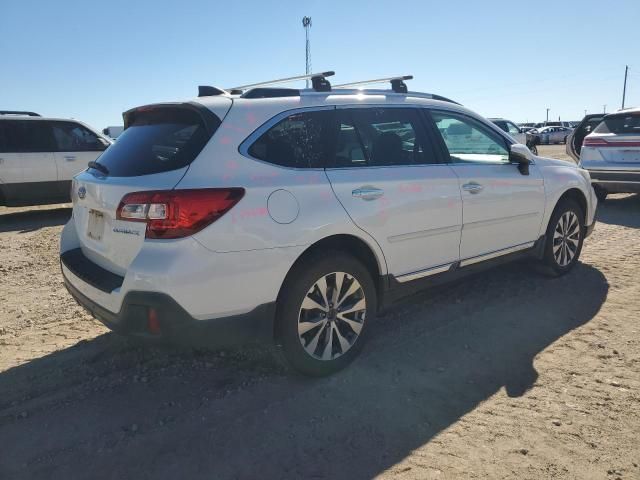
[228, 71, 334, 92]
[333, 75, 413, 93]
[0, 110, 41, 117]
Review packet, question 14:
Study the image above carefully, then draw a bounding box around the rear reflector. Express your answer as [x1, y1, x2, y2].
[148, 308, 161, 334]
[116, 188, 244, 239]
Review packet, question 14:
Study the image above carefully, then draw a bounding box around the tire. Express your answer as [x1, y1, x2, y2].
[276, 251, 376, 376]
[528, 143, 538, 155]
[564, 136, 568, 144]
[594, 185, 608, 202]
[540, 199, 585, 276]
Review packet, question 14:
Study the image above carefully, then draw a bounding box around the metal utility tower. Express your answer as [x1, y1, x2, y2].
[302, 16, 312, 88]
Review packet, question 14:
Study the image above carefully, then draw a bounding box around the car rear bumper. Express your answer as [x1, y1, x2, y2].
[588, 169, 640, 193]
[63, 271, 276, 347]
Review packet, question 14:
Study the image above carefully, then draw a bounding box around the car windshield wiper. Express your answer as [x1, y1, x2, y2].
[88, 161, 109, 176]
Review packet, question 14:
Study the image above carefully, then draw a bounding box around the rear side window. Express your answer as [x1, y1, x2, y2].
[594, 113, 640, 135]
[51, 121, 108, 152]
[248, 110, 332, 168]
[0, 120, 53, 153]
[333, 108, 435, 167]
[93, 107, 216, 177]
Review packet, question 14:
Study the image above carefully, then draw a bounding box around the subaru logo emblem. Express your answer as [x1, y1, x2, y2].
[77, 186, 86, 199]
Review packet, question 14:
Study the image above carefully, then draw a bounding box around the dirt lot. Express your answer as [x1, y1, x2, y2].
[1, 145, 639, 479]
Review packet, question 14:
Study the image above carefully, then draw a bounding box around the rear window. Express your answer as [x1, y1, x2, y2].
[92, 107, 217, 177]
[594, 113, 640, 135]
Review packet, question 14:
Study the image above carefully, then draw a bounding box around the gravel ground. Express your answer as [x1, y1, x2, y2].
[1, 145, 639, 479]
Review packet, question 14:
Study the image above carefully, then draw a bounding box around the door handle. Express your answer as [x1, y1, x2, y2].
[352, 187, 384, 200]
[462, 182, 484, 194]
[64, 155, 77, 161]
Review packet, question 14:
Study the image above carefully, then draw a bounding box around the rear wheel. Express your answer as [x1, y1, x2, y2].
[528, 143, 538, 155]
[540, 199, 584, 276]
[276, 252, 376, 376]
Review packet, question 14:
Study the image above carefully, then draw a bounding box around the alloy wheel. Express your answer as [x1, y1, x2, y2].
[297, 272, 366, 361]
[553, 211, 581, 267]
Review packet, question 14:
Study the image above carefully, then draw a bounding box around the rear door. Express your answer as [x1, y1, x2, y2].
[0, 120, 58, 204]
[325, 107, 462, 279]
[568, 114, 605, 161]
[428, 110, 545, 262]
[72, 103, 228, 275]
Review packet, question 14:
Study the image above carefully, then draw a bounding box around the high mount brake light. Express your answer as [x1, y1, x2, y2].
[116, 188, 244, 239]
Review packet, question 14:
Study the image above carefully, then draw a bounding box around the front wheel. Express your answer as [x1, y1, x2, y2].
[540, 199, 584, 276]
[528, 143, 538, 155]
[276, 252, 376, 376]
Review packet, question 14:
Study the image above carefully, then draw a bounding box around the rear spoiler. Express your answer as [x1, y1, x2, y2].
[122, 102, 221, 135]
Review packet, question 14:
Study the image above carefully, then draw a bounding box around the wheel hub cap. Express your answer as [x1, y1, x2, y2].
[297, 272, 366, 361]
[553, 211, 580, 267]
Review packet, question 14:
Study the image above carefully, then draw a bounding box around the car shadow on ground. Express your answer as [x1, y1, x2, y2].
[0, 261, 608, 480]
[597, 193, 640, 228]
[0, 206, 72, 233]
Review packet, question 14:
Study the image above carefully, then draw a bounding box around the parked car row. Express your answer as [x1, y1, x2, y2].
[51, 73, 597, 375]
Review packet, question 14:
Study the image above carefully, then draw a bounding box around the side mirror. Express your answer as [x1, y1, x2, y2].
[509, 143, 533, 175]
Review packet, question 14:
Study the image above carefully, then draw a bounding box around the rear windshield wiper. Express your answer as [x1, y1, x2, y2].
[88, 161, 109, 176]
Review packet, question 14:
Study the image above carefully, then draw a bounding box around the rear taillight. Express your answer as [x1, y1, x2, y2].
[116, 188, 244, 239]
[583, 137, 609, 147]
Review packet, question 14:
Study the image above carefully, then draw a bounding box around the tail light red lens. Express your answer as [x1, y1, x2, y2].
[116, 188, 244, 239]
[582, 137, 609, 147]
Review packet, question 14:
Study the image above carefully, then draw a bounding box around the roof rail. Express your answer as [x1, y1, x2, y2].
[0, 110, 41, 117]
[334, 75, 413, 93]
[228, 71, 335, 93]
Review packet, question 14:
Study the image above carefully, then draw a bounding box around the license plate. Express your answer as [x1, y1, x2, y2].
[619, 150, 640, 163]
[87, 209, 105, 241]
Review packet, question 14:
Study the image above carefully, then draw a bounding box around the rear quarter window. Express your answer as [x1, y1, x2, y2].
[93, 107, 218, 177]
[247, 110, 332, 168]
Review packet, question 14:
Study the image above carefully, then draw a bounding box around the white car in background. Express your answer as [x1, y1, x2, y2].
[0, 111, 111, 206]
[530, 126, 573, 145]
[60, 73, 597, 376]
[579, 108, 640, 201]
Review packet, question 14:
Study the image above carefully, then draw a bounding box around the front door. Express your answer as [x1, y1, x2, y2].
[428, 110, 545, 263]
[50, 121, 109, 197]
[325, 107, 462, 279]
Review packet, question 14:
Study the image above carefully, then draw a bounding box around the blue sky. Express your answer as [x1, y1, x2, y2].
[2, 0, 638, 129]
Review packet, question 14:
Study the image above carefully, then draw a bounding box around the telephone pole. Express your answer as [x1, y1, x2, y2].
[546, 108, 550, 123]
[622, 65, 629, 109]
[302, 17, 312, 88]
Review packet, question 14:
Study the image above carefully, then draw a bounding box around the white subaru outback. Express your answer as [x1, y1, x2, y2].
[60, 73, 597, 376]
